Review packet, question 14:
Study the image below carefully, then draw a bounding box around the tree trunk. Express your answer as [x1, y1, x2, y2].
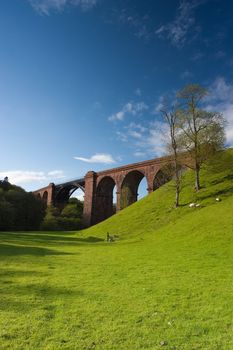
[174, 152, 180, 207]
[195, 164, 200, 191]
[175, 184, 180, 208]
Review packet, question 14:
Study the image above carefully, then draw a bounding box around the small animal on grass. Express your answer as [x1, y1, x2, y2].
[106, 232, 114, 242]
[189, 202, 200, 208]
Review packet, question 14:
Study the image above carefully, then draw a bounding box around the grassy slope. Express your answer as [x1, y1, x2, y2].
[0, 149, 233, 350]
[83, 148, 233, 240]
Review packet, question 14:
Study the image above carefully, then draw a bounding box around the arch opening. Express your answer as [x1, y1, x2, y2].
[138, 177, 148, 200]
[55, 185, 84, 209]
[70, 187, 84, 202]
[94, 176, 116, 224]
[153, 164, 175, 191]
[42, 191, 48, 203]
[120, 170, 146, 209]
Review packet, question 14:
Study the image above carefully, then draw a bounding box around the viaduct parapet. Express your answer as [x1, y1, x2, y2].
[34, 155, 176, 227]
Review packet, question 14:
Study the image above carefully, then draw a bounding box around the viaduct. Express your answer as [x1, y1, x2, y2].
[33, 155, 175, 227]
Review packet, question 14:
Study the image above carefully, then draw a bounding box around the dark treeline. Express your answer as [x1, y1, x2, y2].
[0, 178, 45, 231]
[0, 178, 84, 231]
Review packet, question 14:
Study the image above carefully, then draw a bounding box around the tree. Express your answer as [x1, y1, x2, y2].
[0, 181, 45, 230]
[176, 84, 225, 191]
[41, 199, 83, 231]
[161, 109, 182, 207]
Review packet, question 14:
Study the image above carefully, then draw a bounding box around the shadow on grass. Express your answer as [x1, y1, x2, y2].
[0, 284, 85, 313]
[0, 232, 104, 248]
[205, 149, 233, 174]
[0, 243, 71, 256]
[209, 173, 233, 185]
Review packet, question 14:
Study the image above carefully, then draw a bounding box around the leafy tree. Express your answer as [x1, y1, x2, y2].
[40, 205, 60, 231]
[41, 199, 83, 231]
[0, 181, 45, 231]
[0, 193, 15, 230]
[59, 199, 83, 230]
[176, 84, 225, 190]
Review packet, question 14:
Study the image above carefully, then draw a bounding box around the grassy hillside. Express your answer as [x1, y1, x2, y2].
[82, 148, 233, 240]
[0, 149, 233, 349]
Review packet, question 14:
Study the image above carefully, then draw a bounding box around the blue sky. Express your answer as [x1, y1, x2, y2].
[1, 0, 233, 194]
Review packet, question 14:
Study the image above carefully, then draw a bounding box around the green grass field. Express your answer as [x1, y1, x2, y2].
[1, 149, 233, 349]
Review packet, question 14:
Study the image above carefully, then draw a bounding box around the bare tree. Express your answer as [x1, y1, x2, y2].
[176, 84, 225, 191]
[161, 109, 182, 207]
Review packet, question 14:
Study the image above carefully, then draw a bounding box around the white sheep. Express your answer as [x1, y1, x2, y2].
[189, 203, 196, 208]
[189, 203, 200, 208]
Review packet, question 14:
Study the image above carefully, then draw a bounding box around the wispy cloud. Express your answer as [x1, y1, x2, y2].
[28, 0, 98, 15]
[190, 52, 204, 61]
[116, 120, 168, 158]
[135, 88, 142, 96]
[214, 50, 226, 60]
[155, 0, 203, 48]
[138, 121, 168, 156]
[0, 170, 65, 185]
[119, 10, 152, 40]
[180, 70, 193, 79]
[152, 95, 165, 115]
[133, 151, 146, 157]
[205, 77, 233, 145]
[47, 170, 65, 178]
[108, 101, 148, 122]
[74, 153, 116, 164]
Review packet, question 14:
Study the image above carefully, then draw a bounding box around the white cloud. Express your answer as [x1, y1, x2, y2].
[152, 95, 165, 115]
[108, 101, 148, 122]
[74, 153, 116, 164]
[127, 122, 146, 133]
[47, 170, 65, 178]
[128, 130, 142, 138]
[206, 77, 233, 145]
[117, 120, 168, 158]
[144, 121, 169, 156]
[0, 170, 65, 185]
[155, 0, 202, 47]
[109, 111, 125, 122]
[207, 77, 233, 102]
[28, 0, 98, 15]
[134, 151, 146, 157]
[116, 131, 128, 142]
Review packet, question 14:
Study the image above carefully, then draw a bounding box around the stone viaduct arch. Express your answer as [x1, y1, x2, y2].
[33, 155, 181, 227]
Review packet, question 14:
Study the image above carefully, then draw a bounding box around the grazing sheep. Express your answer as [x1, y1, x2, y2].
[189, 203, 196, 208]
[189, 203, 200, 208]
[216, 197, 221, 202]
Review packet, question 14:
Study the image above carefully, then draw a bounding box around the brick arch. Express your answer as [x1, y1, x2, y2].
[93, 176, 116, 224]
[120, 170, 147, 209]
[42, 191, 48, 203]
[33, 153, 187, 226]
[55, 184, 84, 207]
[153, 163, 175, 190]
